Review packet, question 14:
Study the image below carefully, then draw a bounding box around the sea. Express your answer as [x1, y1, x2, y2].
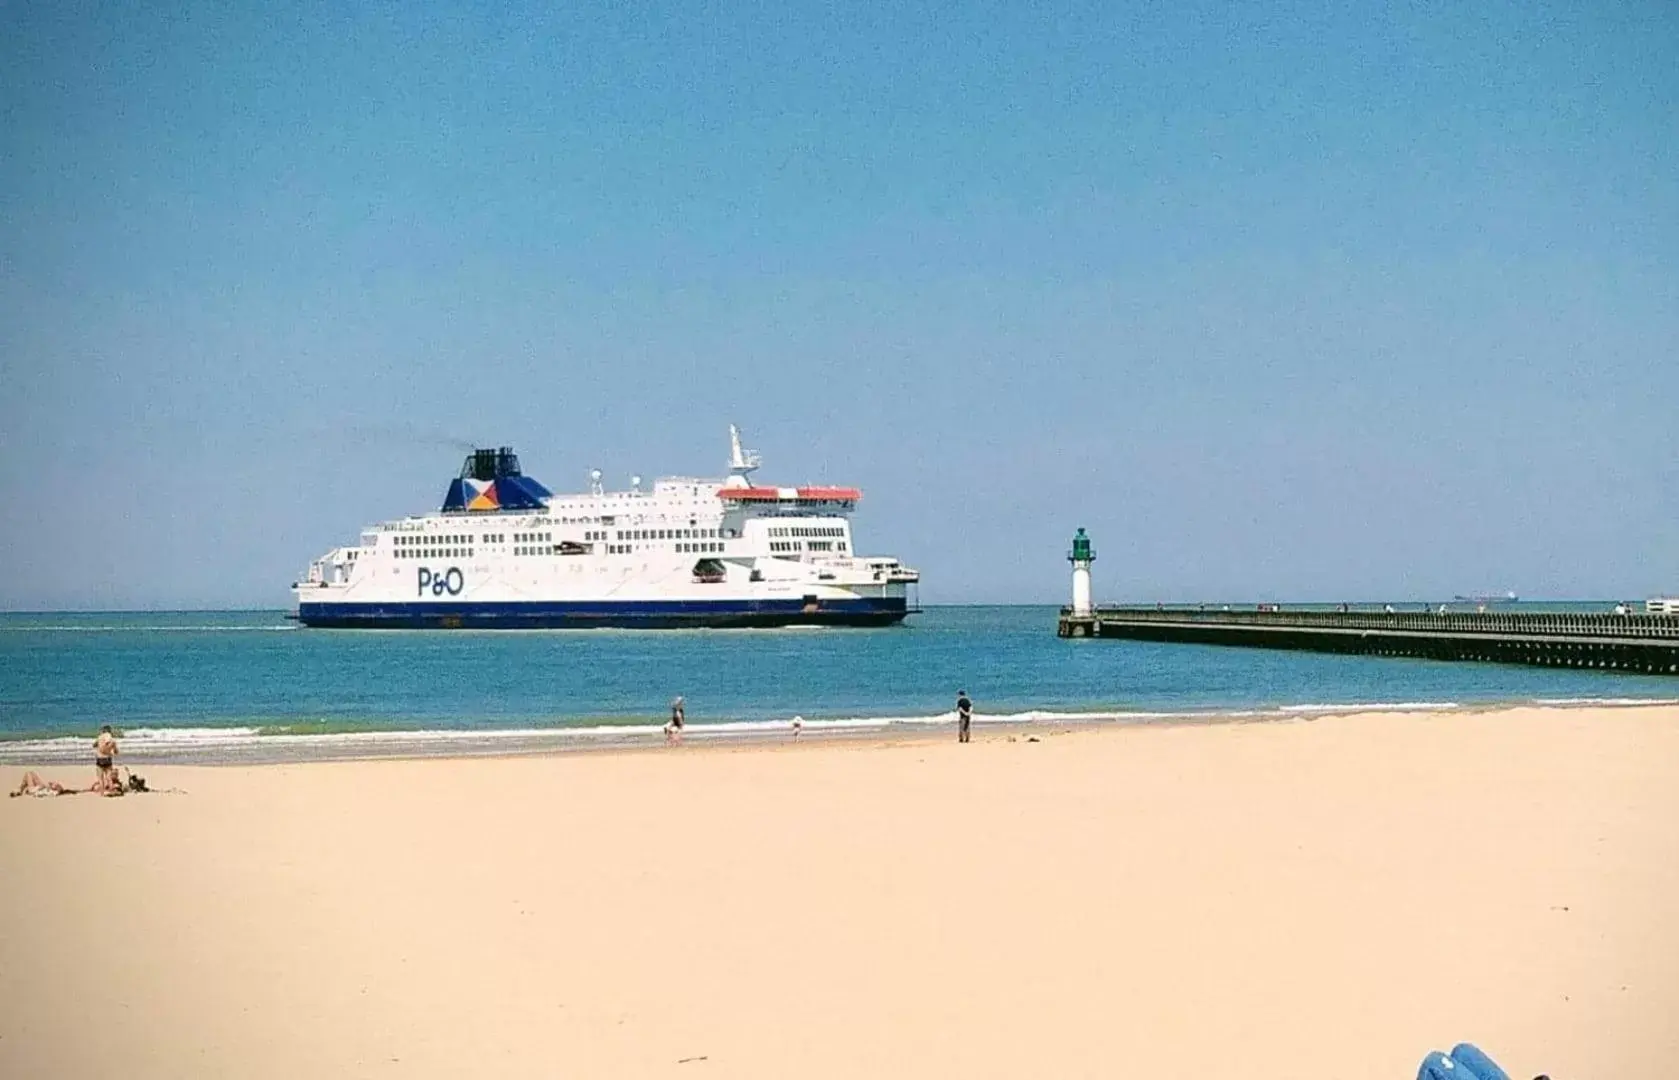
[2, 604, 1675, 765]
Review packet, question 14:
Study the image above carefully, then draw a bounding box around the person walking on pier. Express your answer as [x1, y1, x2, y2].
[956, 689, 973, 744]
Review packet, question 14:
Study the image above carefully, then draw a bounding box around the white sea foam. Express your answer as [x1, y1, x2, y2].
[0, 709, 1150, 763]
[1532, 697, 1679, 708]
[7, 698, 1672, 765]
[1277, 701, 1461, 714]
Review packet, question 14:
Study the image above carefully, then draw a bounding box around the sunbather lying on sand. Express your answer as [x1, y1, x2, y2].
[9, 771, 83, 797]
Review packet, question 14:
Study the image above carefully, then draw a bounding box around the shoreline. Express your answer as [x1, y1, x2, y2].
[5, 702, 1676, 1077]
[5, 696, 1678, 768]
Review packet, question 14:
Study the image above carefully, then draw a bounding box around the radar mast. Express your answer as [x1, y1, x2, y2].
[725, 424, 762, 489]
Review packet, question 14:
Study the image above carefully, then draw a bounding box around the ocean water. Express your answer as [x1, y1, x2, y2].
[2, 605, 1674, 763]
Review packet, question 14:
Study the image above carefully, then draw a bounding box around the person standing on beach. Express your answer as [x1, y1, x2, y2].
[93, 725, 118, 793]
[665, 696, 686, 745]
[956, 690, 973, 744]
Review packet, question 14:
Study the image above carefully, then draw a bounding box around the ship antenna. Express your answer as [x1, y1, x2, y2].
[726, 424, 761, 488]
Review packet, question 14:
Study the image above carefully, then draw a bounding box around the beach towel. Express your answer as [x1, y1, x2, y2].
[1417, 1043, 1514, 1080]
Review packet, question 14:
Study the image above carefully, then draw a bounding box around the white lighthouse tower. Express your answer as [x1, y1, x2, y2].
[1068, 527, 1095, 616]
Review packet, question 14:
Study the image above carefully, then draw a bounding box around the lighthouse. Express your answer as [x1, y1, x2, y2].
[1068, 527, 1095, 616]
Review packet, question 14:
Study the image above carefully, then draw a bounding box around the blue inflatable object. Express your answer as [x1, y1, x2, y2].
[1416, 1043, 1513, 1080]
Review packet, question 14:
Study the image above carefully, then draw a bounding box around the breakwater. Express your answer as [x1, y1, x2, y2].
[1058, 606, 1679, 675]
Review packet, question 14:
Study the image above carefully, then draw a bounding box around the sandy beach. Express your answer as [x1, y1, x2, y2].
[3, 705, 1676, 1078]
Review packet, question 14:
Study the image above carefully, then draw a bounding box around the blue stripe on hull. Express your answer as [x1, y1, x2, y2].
[296, 597, 910, 630]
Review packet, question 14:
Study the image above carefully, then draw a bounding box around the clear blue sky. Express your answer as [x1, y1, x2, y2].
[2, 0, 1675, 609]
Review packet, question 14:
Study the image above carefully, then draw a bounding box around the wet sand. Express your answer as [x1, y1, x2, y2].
[3, 704, 1676, 1078]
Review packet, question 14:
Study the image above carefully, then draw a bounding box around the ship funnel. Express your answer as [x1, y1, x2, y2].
[442, 445, 551, 512]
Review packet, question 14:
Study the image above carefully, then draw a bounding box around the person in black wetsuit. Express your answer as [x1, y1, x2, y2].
[956, 690, 972, 744]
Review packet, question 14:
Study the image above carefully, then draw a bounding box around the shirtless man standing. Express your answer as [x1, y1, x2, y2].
[93, 725, 118, 793]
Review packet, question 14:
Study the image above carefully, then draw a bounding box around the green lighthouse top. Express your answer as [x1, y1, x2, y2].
[1068, 527, 1094, 563]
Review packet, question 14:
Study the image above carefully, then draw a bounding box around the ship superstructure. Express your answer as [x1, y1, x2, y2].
[291, 427, 919, 628]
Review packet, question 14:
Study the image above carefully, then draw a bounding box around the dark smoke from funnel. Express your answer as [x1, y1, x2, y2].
[336, 423, 480, 454]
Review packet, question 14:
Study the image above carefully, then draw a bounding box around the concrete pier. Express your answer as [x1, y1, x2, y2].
[1057, 606, 1679, 675]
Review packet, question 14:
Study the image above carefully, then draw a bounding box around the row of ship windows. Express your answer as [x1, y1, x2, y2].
[770, 526, 844, 538]
[771, 541, 845, 553]
[397, 541, 735, 559]
[394, 533, 505, 545]
[393, 528, 730, 547]
[605, 542, 725, 555]
[617, 527, 721, 541]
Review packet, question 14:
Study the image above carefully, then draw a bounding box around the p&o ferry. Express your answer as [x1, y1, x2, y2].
[291, 427, 919, 629]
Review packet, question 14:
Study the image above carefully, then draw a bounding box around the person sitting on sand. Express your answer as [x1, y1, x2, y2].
[93, 724, 118, 793]
[10, 771, 81, 798]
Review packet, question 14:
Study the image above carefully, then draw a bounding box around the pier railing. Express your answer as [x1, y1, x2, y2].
[1063, 606, 1679, 642]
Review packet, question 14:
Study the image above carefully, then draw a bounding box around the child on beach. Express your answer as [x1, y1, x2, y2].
[665, 696, 686, 744]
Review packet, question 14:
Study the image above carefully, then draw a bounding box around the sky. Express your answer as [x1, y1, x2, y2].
[1, 0, 1675, 608]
